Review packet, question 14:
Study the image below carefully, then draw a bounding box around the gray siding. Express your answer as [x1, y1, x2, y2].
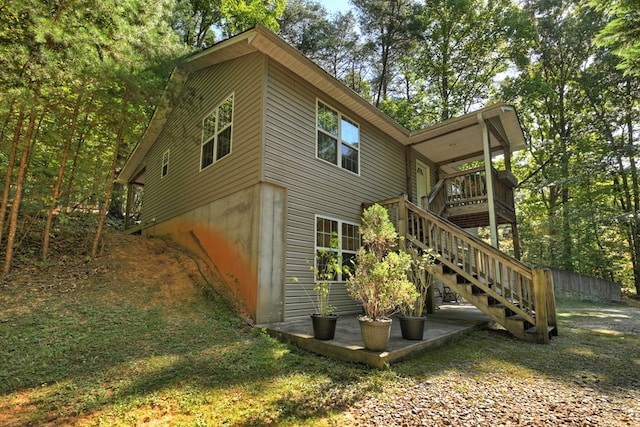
[141, 52, 265, 224]
[263, 60, 407, 319]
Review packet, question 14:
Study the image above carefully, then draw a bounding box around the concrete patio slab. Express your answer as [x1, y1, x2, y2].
[262, 303, 492, 368]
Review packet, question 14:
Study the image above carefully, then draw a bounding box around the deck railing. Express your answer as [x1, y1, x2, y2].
[424, 167, 515, 219]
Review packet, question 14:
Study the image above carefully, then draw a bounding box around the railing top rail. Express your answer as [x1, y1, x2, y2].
[363, 197, 406, 210]
[407, 200, 532, 277]
[441, 166, 486, 180]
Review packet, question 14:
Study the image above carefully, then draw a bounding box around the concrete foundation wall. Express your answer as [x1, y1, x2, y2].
[143, 182, 286, 324]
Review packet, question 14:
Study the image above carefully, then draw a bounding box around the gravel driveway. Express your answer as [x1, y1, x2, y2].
[340, 303, 640, 426]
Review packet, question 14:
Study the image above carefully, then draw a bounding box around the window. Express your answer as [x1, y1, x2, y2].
[315, 216, 360, 282]
[201, 94, 233, 170]
[161, 149, 170, 178]
[316, 101, 360, 174]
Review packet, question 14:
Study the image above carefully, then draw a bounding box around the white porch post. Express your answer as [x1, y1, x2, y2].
[477, 112, 498, 249]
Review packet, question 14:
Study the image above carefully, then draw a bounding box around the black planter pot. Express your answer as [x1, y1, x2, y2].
[310, 314, 339, 340]
[399, 315, 426, 340]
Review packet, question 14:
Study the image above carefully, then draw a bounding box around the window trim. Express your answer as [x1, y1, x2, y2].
[314, 215, 360, 283]
[315, 99, 360, 175]
[161, 149, 170, 178]
[200, 93, 234, 171]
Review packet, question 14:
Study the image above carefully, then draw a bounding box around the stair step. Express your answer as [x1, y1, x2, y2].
[488, 303, 516, 317]
[507, 314, 534, 329]
[526, 325, 557, 335]
[442, 265, 456, 274]
[471, 285, 485, 294]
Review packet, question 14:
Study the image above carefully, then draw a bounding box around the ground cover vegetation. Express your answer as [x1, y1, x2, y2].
[1, 0, 639, 295]
[1, 232, 639, 425]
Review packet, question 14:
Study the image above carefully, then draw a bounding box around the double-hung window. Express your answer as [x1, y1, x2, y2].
[316, 101, 360, 174]
[161, 149, 169, 178]
[201, 94, 233, 170]
[315, 216, 360, 282]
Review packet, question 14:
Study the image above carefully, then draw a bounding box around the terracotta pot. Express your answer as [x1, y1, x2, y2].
[359, 318, 392, 351]
[399, 315, 426, 340]
[310, 314, 339, 340]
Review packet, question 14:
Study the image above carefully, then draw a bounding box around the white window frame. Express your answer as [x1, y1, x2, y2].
[200, 93, 234, 171]
[161, 149, 170, 178]
[315, 215, 360, 283]
[316, 99, 360, 175]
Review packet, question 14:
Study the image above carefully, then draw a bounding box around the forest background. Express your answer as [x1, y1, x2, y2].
[1, 0, 638, 296]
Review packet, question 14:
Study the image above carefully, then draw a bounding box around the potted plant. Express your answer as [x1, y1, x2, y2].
[300, 236, 344, 340]
[346, 204, 418, 351]
[398, 246, 439, 340]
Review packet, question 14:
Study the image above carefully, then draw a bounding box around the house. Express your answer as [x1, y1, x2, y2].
[117, 25, 556, 343]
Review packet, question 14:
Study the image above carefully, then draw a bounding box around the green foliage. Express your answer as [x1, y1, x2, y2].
[403, 246, 439, 317]
[351, 0, 422, 106]
[591, 0, 640, 76]
[346, 205, 418, 320]
[170, 0, 284, 47]
[418, 0, 530, 122]
[221, 0, 285, 37]
[311, 236, 344, 316]
[379, 98, 425, 131]
[500, 0, 639, 294]
[278, 1, 366, 96]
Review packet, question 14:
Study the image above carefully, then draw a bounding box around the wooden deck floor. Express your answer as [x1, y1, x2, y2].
[262, 303, 492, 368]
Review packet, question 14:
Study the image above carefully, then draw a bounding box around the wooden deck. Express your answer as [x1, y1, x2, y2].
[263, 304, 492, 368]
[425, 167, 516, 228]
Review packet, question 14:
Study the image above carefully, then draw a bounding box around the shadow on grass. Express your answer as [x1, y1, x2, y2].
[0, 284, 372, 426]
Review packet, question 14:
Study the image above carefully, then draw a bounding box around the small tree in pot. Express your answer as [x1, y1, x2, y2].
[399, 246, 439, 340]
[303, 235, 344, 340]
[346, 204, 417, 351]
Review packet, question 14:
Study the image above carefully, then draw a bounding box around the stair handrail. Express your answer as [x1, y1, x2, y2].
[425, 179, 447, 214]
[376, 197, 553, 337]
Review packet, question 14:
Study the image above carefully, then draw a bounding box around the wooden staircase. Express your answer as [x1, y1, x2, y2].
[375, 197, 558, 343]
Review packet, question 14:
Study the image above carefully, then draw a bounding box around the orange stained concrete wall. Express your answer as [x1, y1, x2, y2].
[146, 219, 259, 321]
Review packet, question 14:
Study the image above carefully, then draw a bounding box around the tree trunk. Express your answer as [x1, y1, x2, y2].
[624, 80, 640, 295]
[91, 85, 131, 257]
[62, 121, 87, 212]
[42, 91, 83, 259]
[3, 85, 40, 275]
[375, 40, 389, 107]
[108, 182, 124, 219]
[0, 109, 25, 246]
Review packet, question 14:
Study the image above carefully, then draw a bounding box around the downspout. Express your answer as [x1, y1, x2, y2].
[477, 112, 499, 249]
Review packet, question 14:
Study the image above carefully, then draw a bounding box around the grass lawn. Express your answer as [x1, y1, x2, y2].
[1, 235, 639, 426]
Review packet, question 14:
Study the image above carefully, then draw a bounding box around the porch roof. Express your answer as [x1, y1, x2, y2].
[406, 104, 526, 169]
